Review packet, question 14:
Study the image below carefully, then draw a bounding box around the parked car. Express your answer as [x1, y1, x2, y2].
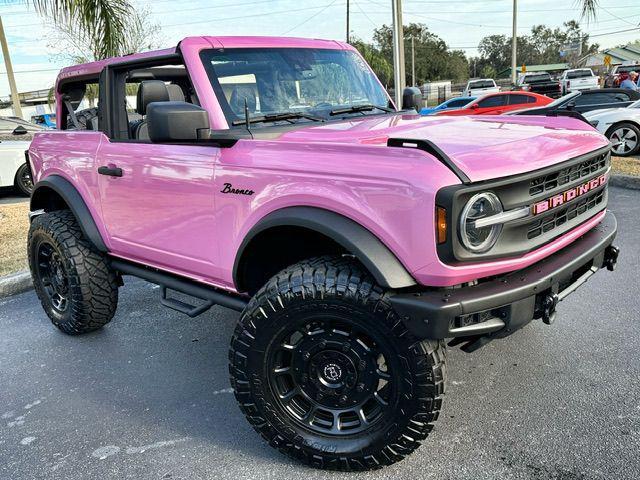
[462, 78, 499, 97]
[604, 63, 640, 87]
[419, 96, 476, 115]
[560, 68, 599, 95]
[26, 36, 619, 471]
[515, 72, 562, 98]
[435, 91, 553, 116]
[512, 89, 640, 117]
[0, 139, 33, 195]
[585, 99, 640, 156]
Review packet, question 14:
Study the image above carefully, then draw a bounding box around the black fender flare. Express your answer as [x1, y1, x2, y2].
[233, 206, 417, 290]
[30, 175, 108, 253]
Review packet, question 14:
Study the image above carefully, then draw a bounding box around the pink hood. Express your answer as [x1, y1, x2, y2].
[276, 113, 609, 183]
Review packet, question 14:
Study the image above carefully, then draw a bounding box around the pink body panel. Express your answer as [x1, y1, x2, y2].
[32, 37, 612, 293]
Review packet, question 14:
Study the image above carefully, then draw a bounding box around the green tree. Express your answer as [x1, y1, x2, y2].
[371, 23, 469, 84]
[33, 0, 133, 58]
[351, 38, 393, 88]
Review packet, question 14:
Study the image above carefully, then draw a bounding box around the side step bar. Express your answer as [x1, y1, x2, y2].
[110, 259, 248, 316]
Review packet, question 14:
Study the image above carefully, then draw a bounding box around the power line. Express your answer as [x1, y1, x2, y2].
[280, 0, 341, 35]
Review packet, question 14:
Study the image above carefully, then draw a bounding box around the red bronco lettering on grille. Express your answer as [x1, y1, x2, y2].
[532, 173, 607, 215]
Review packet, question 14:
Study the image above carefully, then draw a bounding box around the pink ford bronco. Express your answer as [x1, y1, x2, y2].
[26, 36, 619, 470]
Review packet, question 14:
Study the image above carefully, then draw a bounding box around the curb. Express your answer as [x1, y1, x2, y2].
[0, 270, 32, 299]
[611, 174, 640, 190]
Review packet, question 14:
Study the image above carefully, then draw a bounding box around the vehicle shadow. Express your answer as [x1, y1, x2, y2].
[42, 279, 289, 466]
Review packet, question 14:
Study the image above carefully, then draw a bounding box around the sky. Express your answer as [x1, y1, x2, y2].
[0, 0, 639, 98]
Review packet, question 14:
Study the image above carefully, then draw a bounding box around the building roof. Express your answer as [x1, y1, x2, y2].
[498, 63, 570, 77]
[580, 43, 640, 67]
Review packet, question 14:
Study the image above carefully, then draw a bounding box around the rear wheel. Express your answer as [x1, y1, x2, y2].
[28, 210, 118, 334]
[607, 122, 640, 157]
[229, 256, 446, 471]
[14, 163, 33, 196]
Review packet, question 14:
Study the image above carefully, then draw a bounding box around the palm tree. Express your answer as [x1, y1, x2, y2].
[33, 0, 133, 59]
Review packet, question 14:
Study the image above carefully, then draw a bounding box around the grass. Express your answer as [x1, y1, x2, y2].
[0, 202, 30, 276]
[612, 156, 640, 177]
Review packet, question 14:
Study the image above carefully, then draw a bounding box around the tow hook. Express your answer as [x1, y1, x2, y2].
[541, 293, 558, 325]
[604, 245, 619, 272]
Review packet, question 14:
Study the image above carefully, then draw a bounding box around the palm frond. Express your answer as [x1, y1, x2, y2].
[577, 0, 599, 22]
[33, 0, 133, 58]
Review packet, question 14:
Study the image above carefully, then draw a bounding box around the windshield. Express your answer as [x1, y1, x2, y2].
[566, 70, 593, 79]
[546, 91, 580, 108]
[200, 48, 390, 127]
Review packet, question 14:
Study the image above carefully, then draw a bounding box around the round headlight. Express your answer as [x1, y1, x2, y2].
[459, 192, 503, 253]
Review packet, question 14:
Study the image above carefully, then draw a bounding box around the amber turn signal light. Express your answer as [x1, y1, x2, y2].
[436, 207, 447, 244]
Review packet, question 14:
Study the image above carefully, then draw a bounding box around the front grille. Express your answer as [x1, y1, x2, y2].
[527, 189, 605, 239]
[529, 152, 609, 196]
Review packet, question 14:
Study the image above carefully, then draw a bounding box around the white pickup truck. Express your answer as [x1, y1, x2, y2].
[560, 68, 599, 95]
[462, 78, 500, 97]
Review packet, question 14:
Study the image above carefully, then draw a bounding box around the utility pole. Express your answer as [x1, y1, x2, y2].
[346, 0, 350, 43]
[511, 0, 517, 85]
[0, 16, 23, 119]
[411, 36, 415, 87]
[392, 0, 405, 108]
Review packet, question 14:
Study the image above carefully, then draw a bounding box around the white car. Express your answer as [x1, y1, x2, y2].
[560, 68, 600, 95]
[462, 78, 500, 97]
[585, 99, 640, 157]
[0, 139, 32, 195]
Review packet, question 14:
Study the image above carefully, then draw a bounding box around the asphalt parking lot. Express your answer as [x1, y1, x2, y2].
[1, 186, 639, 480]
[0, 188, 28, 205]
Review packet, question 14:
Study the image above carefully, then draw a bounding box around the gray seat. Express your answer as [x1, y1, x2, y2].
[130, 80, 170, 140]
[167, 84, 185, 102]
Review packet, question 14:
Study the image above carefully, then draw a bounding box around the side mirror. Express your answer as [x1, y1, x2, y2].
[470, 103, 479, 109]
[402, 87, 422, 112]
[147, 102, 210, 142]
[12, 125, 28, 135]
[566, 101, 576, 111]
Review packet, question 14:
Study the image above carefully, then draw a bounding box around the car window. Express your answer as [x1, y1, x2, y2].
[522, 74, 552, 83]
[566, 70, 593, 79]
[469, 80, 495, 89]
[508, 94, 532, 105]
[477, 95, 507, 108]
[575, 92, 627, 106]
[447, 98, 472, 108]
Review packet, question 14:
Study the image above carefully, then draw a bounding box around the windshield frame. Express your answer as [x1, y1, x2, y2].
[199, 47, 394, 129]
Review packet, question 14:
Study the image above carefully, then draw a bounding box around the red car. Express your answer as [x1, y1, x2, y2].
[436, 91, 553, 116]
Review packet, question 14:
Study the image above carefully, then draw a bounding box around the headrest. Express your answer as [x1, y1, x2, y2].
[229, 85, 257, 114]
[136, 80, 169, 115]
[166, 84, 185, 102]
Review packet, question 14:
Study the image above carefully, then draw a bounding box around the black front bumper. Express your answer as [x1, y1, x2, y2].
[390, 211, 618, 342]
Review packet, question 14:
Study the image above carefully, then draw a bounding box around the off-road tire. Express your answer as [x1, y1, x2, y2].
[14, 163, 33, 196]
[28, 210, 118, 334]
[229, 256, 446, 471]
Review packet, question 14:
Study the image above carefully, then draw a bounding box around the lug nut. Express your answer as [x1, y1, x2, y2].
[303, 351, 311, 360]
[358, 360, 366, 371]
[342, 342, 351, 352]
[356, 383, 365, 392]
[316, 392, 323, 400]
[339, 395, 348, 404]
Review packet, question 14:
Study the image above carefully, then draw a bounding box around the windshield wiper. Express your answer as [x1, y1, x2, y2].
[232, 112, 325, 126]
[329, 104, 395, 116]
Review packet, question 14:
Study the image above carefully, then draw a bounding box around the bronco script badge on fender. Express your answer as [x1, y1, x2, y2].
[532, 173, 607, 215]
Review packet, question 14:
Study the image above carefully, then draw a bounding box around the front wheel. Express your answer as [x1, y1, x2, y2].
[229, 256, 446, 471]
[28, 210, 119, 334]
[607, 122, 640, 157]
